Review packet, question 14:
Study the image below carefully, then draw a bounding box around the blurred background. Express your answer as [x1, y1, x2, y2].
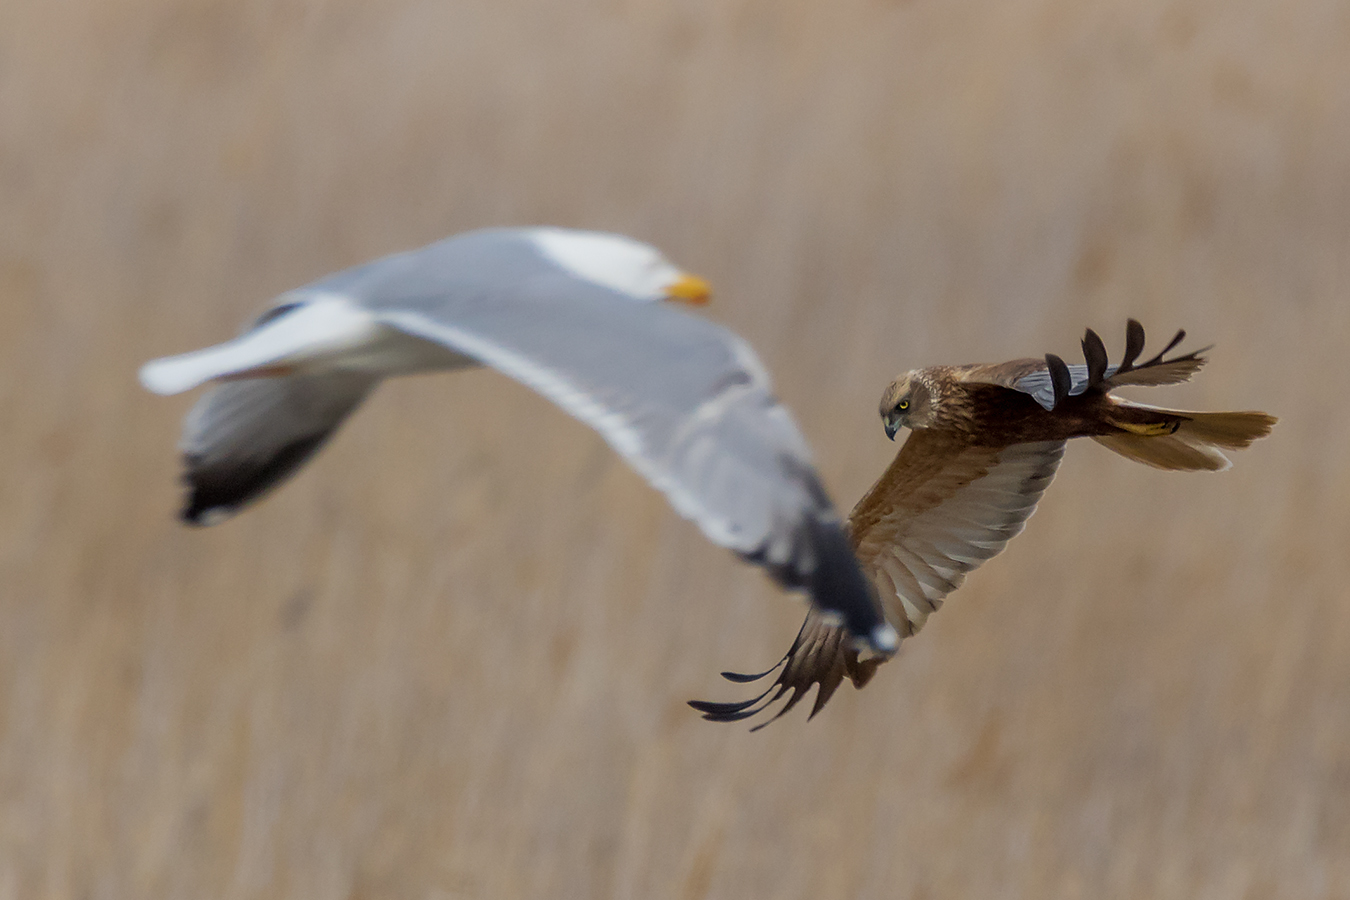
[1, 0, 1347, 897]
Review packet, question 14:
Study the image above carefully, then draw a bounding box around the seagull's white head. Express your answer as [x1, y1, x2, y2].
[527, 228, 711, 305]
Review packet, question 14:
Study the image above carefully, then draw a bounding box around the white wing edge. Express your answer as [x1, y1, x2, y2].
[139, 296, 381, 395]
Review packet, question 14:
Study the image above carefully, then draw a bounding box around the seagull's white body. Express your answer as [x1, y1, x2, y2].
[141, 227, 897, 657]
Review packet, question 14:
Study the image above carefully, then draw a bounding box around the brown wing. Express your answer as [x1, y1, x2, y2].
[851, 434, 1065, 635]
[691, 432, 1065, 726]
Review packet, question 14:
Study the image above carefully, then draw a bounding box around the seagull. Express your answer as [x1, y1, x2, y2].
[140, 227, 899, 658]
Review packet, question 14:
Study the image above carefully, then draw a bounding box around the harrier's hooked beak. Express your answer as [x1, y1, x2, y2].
[884, 414, 901, 441]
[663, 273, 712, 305]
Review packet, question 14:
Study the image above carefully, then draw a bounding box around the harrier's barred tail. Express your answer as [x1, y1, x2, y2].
[1095, 403, 1277, 471]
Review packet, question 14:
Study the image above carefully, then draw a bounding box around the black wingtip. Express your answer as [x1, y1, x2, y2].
[1119, 319, 1147, 372]
[1142, 328, 1187, 366]
[688, 683, 791, 723]
[687, 696, 763, 716]
[176, 434, 329, 528]
[740, 503, 890, 657]
[802, 517, 891, 655]
[1045, 353, 1072, 408]
[808, 676, 845, 720]
[720, 655, 787, 683]
[1081, 328, 1109, 387]
[179, 469, 239, 525]
[179, 475, 248, 526]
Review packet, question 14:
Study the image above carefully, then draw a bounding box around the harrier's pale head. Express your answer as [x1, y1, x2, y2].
[879, 371, 939, 438]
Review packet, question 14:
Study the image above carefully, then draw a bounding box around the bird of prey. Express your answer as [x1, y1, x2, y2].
[691, 320, 1275, 727]
[140, 227, 898, 657]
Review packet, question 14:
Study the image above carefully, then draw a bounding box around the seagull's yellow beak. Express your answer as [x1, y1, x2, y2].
[663, 272, 712, 305]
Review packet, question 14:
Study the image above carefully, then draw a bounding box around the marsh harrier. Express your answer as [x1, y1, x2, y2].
[691, 320, 1275, 727]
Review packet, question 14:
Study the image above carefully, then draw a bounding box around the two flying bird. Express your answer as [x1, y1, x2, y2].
[141, 228, 1275, 726]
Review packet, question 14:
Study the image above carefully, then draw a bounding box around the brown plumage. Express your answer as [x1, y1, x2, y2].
[689, 320, 1276, 728]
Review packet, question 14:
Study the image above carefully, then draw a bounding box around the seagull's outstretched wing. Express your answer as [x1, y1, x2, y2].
[368, 273, 894, 653]
[141, 228, 896, 655]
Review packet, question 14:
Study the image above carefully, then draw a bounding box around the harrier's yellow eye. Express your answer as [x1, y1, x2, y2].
[897, 399, 909, 411]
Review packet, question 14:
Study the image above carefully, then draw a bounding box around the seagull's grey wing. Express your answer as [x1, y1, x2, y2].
[358, 266, 891, 650]
[176, 373, 377, 524]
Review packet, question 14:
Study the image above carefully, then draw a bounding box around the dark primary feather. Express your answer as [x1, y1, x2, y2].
[1102, 324, 1209, 389]
[1145, 327, 1187, 365]
[1118, 318, 1147, 373]
[177, 372, 377, 524]
[1045, 353, 1072, 408]
[1081, 328, 1109, 387]
[183, 434, 329, 524]
[689, 612, 879, 730]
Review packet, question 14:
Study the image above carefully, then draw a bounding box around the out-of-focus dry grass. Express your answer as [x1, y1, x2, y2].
[1, 0, 1347, 897]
